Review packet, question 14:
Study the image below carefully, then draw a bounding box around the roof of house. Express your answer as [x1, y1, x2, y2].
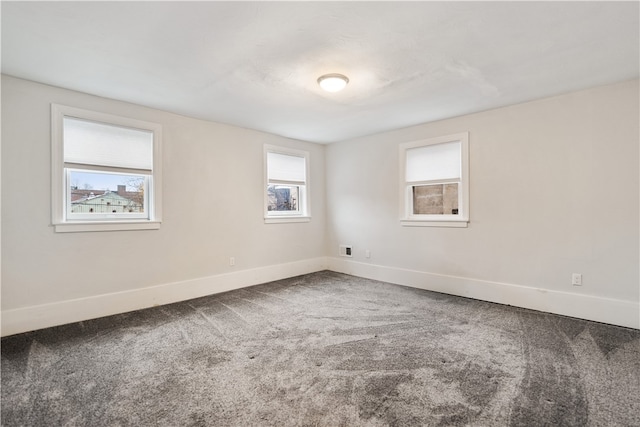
[71, 190, 140, 205]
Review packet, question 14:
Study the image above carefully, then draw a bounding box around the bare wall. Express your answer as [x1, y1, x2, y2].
[1, 75, 326, 330]
[326, 79, 639, 327]
[2, 75, 638, 332]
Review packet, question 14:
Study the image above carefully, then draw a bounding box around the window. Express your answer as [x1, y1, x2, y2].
[52, 104, 162, 232]
[399, 132, 469, 227]
[264, 145, 310, 223]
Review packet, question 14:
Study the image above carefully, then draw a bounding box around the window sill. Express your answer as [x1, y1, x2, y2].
[401, 219, 468, 228]
[53, 220, 161, 233]
[264, 216, 311, 224]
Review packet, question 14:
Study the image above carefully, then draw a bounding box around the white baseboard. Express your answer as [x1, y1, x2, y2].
[328, 258, 640, 330]
[1, 257, 330, 337]
[4, 257, 637, 336]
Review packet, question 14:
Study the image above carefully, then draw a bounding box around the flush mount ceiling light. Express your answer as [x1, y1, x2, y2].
[317, 73, 349, 92]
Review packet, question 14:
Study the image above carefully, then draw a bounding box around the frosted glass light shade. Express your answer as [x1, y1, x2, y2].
[318, 74, 349, 92]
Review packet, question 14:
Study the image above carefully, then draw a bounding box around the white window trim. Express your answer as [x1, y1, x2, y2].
[264, 145, 311, 224]
[51, 104, 162, 233]
[399, 132, 469, 228]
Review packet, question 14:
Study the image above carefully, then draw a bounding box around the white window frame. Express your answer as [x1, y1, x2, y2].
[264, 145, 310, 224]
[51, 104, 162, 232]
[399, 132, 469, 228]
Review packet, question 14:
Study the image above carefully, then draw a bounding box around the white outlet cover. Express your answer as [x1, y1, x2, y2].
[572, 273, 582, 286]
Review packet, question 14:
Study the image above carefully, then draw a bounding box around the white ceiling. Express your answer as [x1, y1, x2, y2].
[2, 1, 638, 144]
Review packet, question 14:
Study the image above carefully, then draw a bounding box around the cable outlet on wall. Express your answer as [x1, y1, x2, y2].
[230, 257, 235, 266]
[339, 245, 352, 257]
[572, 273, 582, 286]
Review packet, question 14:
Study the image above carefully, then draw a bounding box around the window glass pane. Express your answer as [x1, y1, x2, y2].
[406, 141, 460, 182]
[64, 117, 153, 170]
[69, 170, 146, 214]
[267, 152, 305, 182]
[267, 184, 299, 212]
[412, 183, 459, 215]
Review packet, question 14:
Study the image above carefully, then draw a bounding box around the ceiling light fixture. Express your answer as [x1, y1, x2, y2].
[317, 73, 349, 92]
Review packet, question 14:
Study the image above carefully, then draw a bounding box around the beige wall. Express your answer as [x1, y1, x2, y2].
[2, 75, 638, 331]
[1, 75, 326, 311]
[326, 80, 639, 310]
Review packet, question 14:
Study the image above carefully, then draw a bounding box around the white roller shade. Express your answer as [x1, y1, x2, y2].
[63, 117, 153, 171]
[406, 141, 461, 182]
[267, 152, 306, 183]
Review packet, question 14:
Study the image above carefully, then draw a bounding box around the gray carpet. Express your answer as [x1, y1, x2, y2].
[2, 271, 639, 426]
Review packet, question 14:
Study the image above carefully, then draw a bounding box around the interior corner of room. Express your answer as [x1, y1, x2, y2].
[3, 74, 638, 334]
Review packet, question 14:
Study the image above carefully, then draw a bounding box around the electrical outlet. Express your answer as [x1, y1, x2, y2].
[230, 257, 235, 266]
[572, 273, 582, 286]
[365, 250, 371, 259]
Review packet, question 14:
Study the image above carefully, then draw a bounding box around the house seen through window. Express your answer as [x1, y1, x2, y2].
[52, 105, 162, 232]
[399, 132, 469, 227]
[264, 145, 310, 223]
[69, 172, 145, 214]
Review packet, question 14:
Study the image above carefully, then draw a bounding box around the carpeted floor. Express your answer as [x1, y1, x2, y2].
[2, 271, 639, 426]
